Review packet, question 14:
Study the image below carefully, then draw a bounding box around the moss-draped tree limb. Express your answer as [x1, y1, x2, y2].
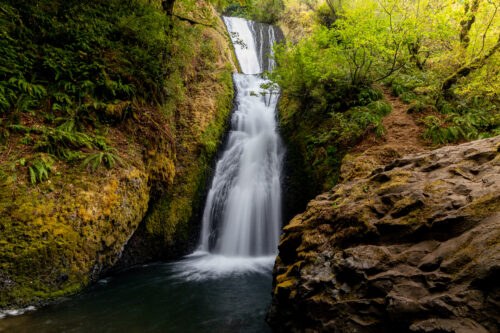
[161, 0, 216, 28]
[459, 0, 481, 49]
[441, 33, 500, 96]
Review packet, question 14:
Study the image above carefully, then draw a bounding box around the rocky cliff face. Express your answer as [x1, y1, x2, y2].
[268, 136, 500, 332]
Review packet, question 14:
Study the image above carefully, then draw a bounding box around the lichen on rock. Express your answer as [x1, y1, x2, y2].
[267, 136, 500, 332]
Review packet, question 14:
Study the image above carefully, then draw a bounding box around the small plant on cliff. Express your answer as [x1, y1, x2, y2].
[28, 154, 54, 184]
[34, 127, 93, 160]
[83, 148, 124, 173]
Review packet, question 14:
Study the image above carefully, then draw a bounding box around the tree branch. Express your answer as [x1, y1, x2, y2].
[459, 0, 481, 50]
[172, 14, 216, 28]
[441, 32, 500, 95]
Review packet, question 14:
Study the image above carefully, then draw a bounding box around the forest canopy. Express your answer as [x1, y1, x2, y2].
[268, 0, 500, 144]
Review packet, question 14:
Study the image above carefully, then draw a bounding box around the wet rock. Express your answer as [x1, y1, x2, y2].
[267, 136, 500, 332]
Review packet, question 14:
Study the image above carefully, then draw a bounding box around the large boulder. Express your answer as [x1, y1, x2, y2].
[268, 136, 500, 332]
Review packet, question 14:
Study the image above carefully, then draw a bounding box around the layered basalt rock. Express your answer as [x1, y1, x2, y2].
[268, 136, 500, 332]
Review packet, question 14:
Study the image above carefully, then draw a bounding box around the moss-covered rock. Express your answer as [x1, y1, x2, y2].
[0, 162, 149, 307]
[0, 2, 237, 307]
[116, 12, 237, 265]
[268, 136, 500, 332]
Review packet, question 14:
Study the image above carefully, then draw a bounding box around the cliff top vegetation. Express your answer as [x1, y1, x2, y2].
[263, 0, 499, 194]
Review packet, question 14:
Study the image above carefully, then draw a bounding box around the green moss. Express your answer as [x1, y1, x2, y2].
[200, 64, 234, 159]
[142, 60, 234, 247]
[423, 179, 450, 194]
[398, 207, 427, 226]
[274, 277, 298, 295]
[0, 163, 149, 307]
[465, 193, 500, 217]
[376, 171, 412, 193]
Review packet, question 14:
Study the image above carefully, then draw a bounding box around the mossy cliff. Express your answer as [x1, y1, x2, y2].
[268, 136, 500, 332]
[0, 162, 149, 307]
[118, 45, 236, 264]
[0, 1, 237, 308]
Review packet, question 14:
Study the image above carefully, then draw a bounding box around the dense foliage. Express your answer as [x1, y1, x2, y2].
[224, 0, 285, 24]
[268, 0, 499, 192]
[0, 0, 203, 183]
[272, 0, 499, 142]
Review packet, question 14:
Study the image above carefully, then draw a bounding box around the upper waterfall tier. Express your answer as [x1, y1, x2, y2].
[223, 17, 283, 75]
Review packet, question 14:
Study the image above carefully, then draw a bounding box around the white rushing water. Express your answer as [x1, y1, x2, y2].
[175, 16, 283, 278]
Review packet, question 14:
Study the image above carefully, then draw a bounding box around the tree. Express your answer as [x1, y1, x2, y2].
[441, 33, 500, 97]
[162, 0, 175, 15]
[459, 0, 481, 49]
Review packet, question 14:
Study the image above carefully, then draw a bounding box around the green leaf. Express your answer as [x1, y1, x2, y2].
[29, 166, 36, 184]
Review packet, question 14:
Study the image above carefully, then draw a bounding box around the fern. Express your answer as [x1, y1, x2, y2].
[83, 148, 124, 173]
[400, 91, 416, 104]
[367, 100, 392, 117]
[83, 145, 124, 172]
[0, 168, 10, 186]
[0, 118, 9, 143]
[8, 77, 47, 99]
[27, 154, 54, 184]
[392, 83, 405, 97]
[33, 126, 94, 160]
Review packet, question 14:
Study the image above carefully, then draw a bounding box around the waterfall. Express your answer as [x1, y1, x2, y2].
[174, 17, 284, 279]
[200, 16, 283, 256]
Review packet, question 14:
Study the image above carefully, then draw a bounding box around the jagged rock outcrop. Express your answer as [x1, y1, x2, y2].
[267, 136, 500, 332]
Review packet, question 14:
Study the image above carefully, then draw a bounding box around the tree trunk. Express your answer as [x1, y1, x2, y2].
[162, 0, 175, 15]
[408, 39, 424, 70]
[459, 0, 480, 49]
